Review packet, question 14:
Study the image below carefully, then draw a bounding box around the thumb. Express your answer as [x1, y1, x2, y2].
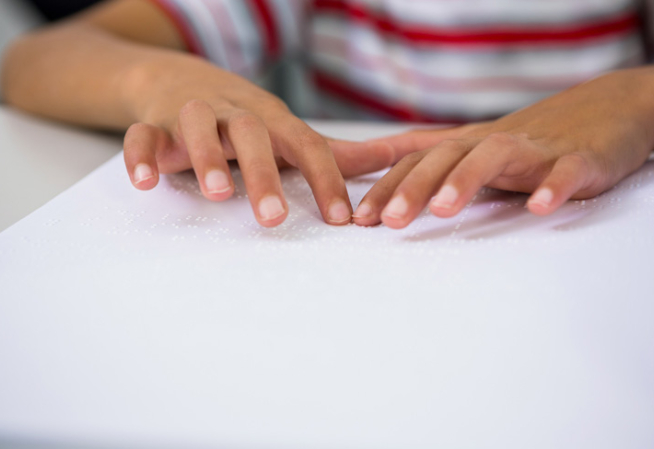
[367, 122, 483, 161]
[326, 138, 396, 178]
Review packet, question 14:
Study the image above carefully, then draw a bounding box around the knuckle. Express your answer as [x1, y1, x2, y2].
[179, 99, 210, 118]
[123, 137, 140, 154]
[401, 151, 426, 165]
[287, 124, 328, 150]
[457, 157, 485, 177]
[561, 152, 590, 171]
[403, 147, 435, 163]
[274, 116, 329, 152]
[319, 169, 345, 184]
[437, 139, 469, 155]
[123, 123, 154, 155]
[226, 111, 264, 133]
[485, 132, 521, 149]
[438, 138, 461, 148]
[243, 158, 277, 177]
[126, 122, 152, 136]
[565, 152, 610, 192]
[123, 142, 140, 157]
[260, 96, 290, 112]
[295, 131, 327, 149]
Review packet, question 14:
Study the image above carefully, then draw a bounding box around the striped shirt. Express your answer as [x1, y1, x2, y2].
[149, 0, 650, 122]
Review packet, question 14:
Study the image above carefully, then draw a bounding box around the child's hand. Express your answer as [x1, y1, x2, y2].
[122, 57, 396, 227]
[352, 68, 654, 228]
[2, 0, 396, 228]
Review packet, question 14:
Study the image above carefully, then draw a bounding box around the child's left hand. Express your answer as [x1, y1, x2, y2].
[352, 67, 654, 228]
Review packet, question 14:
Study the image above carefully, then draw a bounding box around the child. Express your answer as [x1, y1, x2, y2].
[2, 0, 653, 229]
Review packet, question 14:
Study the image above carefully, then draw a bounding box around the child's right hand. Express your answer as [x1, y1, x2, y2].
[121, 56, 397, 227]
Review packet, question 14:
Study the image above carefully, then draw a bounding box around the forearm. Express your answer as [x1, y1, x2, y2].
[2, 21, 193, 130]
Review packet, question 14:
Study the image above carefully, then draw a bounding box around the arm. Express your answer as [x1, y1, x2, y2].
[1, 0, 396, 227]
[2, 0, 186, 128]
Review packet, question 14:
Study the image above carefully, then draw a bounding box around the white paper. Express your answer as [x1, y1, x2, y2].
[1, 127, 653, 449]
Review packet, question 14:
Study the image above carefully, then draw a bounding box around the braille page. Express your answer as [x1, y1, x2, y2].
[1, 123, 653, 449]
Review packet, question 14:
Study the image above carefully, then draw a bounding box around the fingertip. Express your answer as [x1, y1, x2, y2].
[352, 217, 382, 227]
[352, 201, 372, 219]
[124, 123, 169, 191]
[351, 201, 380, 226]
[429, 203, 459, 218]
[352, 201, 371, 220]
[204, 188, 235, 202]
[429, 185, 460, 217]
[380, 195, 411, 229]
[380, 214, 410, 229]
[203, 169, 234, 201]
[132, 163, 158, 190]
[326, 199, 352, 226]
[527, 187, 556, 216]
[527, 202, 554, 216]
[257, 195, 288, 227]
[258, 215, 287, 228]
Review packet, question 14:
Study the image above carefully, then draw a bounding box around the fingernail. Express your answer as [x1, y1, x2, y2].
[258, 196, 285, 221]
[431, 185, 458, 209]
[529, 188, 553, 207]
[352, 202, 372, 219]
[328, 200, 351, 224]
[382, 195, 409, 219]
[205, 170, 231, 194]
[134, 163, 154, 184]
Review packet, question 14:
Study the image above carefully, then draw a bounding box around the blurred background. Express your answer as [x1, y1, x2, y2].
[0, 1, 104, 61]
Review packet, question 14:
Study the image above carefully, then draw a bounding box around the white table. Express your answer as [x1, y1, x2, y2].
[0, 107, 121, 231]
[1, 106, 653, 449]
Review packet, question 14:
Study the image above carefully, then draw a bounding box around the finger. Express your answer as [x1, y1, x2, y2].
[178, 100, 234, 201]
[527, 153, 595, 216]
[270, 118, 352, 225]
[352, 150, 428, 227]
[429, 132, 535, 218]
[380, 139, 474, 229]
[366, 123, 482, 161]
[326, 138, 396, 177]
[123, 122, 168, 190]
[217, 109, 288, 227]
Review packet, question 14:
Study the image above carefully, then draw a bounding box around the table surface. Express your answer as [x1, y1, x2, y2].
[0, 107, 121, 232]
[1, 106, 653, 449]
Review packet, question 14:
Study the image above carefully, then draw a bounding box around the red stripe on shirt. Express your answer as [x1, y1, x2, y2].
[312, 34, 613, 92]
[313, 70, 475, 123]
[312, 0, 639, 47]
[249, 0, 281, 59]
[146, 0, 204, 55]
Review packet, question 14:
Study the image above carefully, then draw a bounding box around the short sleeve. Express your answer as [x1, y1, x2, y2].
[148, 0, 306, 78]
